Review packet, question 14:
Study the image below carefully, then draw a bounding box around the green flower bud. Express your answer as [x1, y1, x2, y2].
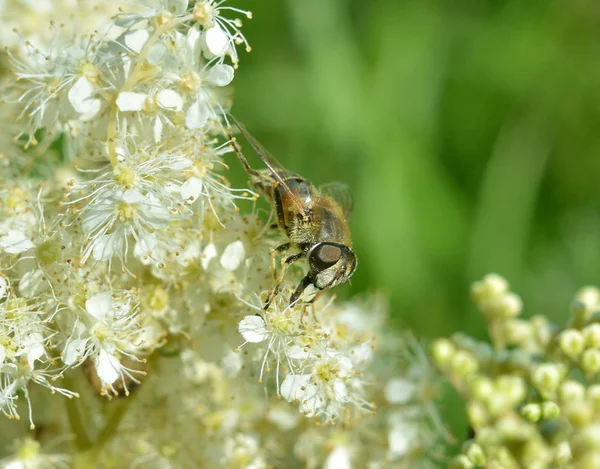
[463, 441, 486, 465]
[559, 380, 585, 403]
[503, 318, 532, 345]
[521, 403, 542, 422]
[471, 273, 508, 303]
[469, 376, 494, 402]
[496, 292, 523, 318]
[451, 350, 479, 378]
[496, 375, 527, 406]
[431, 339, 455, 368]
[467, 401, 489, 428]
[532, 364, 562, 397]
[587, 385, 600, 410]
[541, 401, 560, 419]
[450, 455, 474, 469]
[554, 441, 572, 464]
[559, 329, 585, 359]
[583, 324, 600, 349]
[564, 401, 592, 428]
[581, 349, 600, 375]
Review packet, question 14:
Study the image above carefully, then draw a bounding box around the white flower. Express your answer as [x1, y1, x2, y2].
[80, 188, 171, 263]
[239, 315, 269, 344]
[62, 291, 147, 392]
[220, 240, 245, 271]
[324, 446, 352, 469]
[280, 352, 361, 421]
[385, 378, 416, 404]
[0, 230, 34, 254]
[7, 35, 105, 146]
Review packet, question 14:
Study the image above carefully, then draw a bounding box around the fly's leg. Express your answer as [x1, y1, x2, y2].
[289, 274, 313, 307]
[270, 242, 291, 280]
[226, 128, 262, 178]
[265, 251, 305, 310]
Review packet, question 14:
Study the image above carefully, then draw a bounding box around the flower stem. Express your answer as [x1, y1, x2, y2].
[63, 374, 93, 451]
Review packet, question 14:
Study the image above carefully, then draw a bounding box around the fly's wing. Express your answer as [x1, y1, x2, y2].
[319, 181, 354, 220]
[230, 115, 309, 216]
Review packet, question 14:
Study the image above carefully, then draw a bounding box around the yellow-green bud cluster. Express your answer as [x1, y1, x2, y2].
[435, 273, 600, 468]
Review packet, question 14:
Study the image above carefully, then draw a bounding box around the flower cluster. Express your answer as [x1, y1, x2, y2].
[0, 1, 442, 468]
[435, 274, 600, 469]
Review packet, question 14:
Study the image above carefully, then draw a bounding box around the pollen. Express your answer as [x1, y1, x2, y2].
[180, 71, 202, 93]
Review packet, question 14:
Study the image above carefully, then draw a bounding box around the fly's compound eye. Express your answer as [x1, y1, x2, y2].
[310, 243, 342, 272]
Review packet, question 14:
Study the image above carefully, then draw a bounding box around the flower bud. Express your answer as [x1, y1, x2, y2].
[503, 319, 532, 345]
[581, 349, 600, 375]
[471, 274, 508, 303]
[431, 339, 455, 368]
[554, 441, 572, 464]
[559, 329, 584, 359]
[521, 403, 542, 422]
[450, 455, 474, 469]
[559, 380, 585, 403]
[451, 350, 479, 378]
[587, 385, 600, 410]
[532, 364, 562, 397]
[463, 441, 486, 465]
[467, 401, 489, 428]
[469, 376, 494, 402]
[496, 292, 523, 318]
[541, 401, 560, 419]
[583, 324, 600, 349]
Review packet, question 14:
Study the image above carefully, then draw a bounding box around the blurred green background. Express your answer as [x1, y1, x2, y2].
[231, 0, 600, 444]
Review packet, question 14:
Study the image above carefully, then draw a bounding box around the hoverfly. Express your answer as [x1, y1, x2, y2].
[227, 116, 357, 308]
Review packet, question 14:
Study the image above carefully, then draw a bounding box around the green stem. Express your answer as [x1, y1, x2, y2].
[63, 374, 93, 450]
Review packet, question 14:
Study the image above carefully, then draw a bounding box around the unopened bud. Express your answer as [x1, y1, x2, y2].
[583, 324, 600, 349]
[559, 329, 584, 359]
[541, 401, 560, 419]
[431, 339, 455, 368]
[581, 349, 600, 375]
[532, 364, 561, 397]
[521, 403, 542, 422]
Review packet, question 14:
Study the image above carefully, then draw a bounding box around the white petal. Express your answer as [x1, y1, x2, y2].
[185, 100, 208, 129]
[0, 344, 5, 366]
[388, 428, 411, 459]
[205, 24, 229, 56]
[201, 243, 217, 270]
[63, 338, 89, 366]
[122, 189, 145, 204]
[166, 157, 192, 170]
[384, 378, 416, 404]
[221, 348, 242, 377]
[68, 77, 95, 114]
[156, 89, 183, 111]
[170, 0, 189, 14]
[280, 373, 312, 401]
[181, 177, 203, 202]
[220, 240, 245, 271]
[153, 116, 163, 143]
[0, 276, 7, 299]
[116, 91, 147, 112]
[94, 349, 121, 385]
[0, 230, 34, 254]
[239, 315, 268, 343]
[80, 99, 101, 121]
[86, 292, 113, 320]
[134, 233, 158, 264]
[124, 29, 150, 54]
[205, 64, 234, 87]
[139, 195, 170, 228]
[91, 234, 123, 261]
[324, 446, 352, 469]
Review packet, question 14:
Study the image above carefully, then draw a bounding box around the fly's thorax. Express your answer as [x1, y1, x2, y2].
[312, 199, 352, 247]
